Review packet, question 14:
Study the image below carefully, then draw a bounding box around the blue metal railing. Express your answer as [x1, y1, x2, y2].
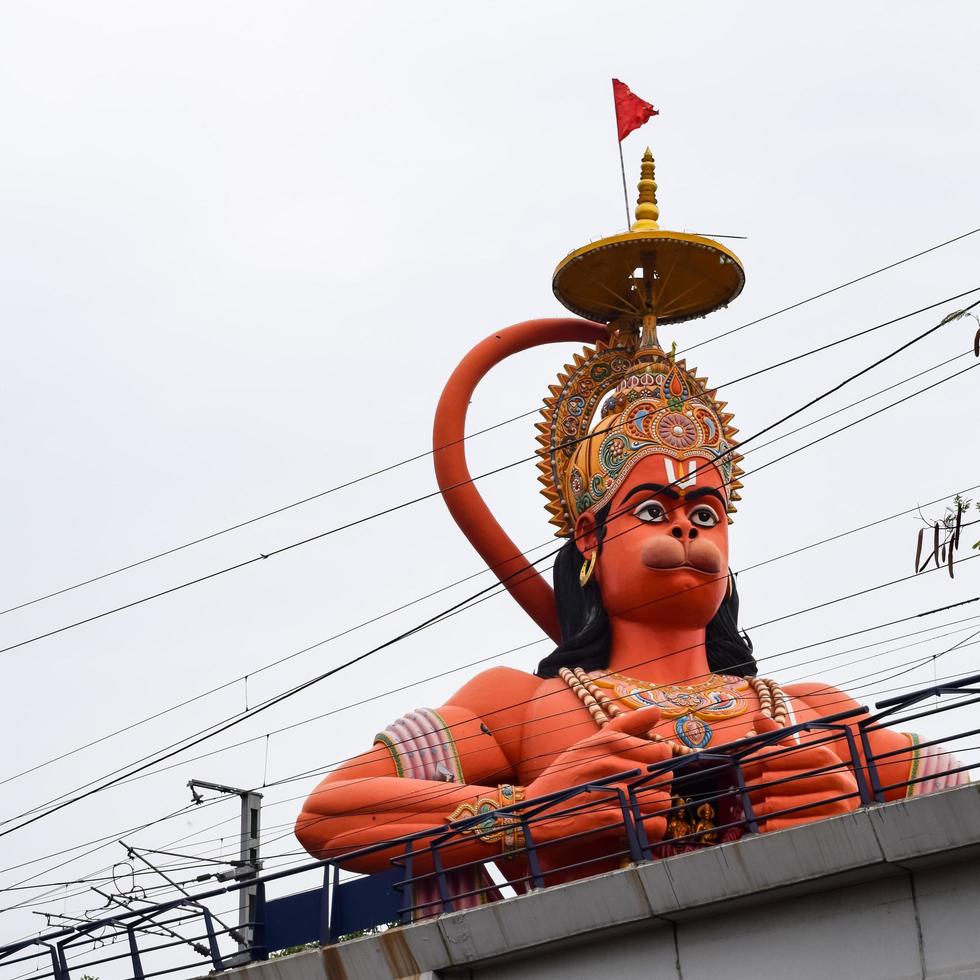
[3, 675, 978, 980]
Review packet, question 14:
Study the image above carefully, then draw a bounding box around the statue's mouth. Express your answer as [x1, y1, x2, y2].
[642, 554, 723, 576]
[639, 538, 724, 575]
[644, 560, 722, 574]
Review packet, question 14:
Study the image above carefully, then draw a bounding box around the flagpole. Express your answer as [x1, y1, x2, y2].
[617, 138, 631, 229]
[612, 79, 631, 228]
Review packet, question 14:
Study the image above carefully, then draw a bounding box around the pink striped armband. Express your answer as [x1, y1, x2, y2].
[903, 733, 971, 797]
[374, 708, 465, 783]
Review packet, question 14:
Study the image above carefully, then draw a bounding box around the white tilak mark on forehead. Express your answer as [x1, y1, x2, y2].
[664, 458, 698, 489]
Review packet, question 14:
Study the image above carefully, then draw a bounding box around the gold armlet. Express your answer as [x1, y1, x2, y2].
[448, 784, 526, 853]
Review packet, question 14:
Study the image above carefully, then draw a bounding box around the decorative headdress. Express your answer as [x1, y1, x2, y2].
[538, 149, 745, 536]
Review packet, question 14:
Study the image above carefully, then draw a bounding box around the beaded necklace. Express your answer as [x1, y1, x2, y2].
[558, 667, 789, 756]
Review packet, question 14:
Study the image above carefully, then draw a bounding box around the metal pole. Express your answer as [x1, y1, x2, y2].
[126, 926, 146, 980]
[238, 790, 262, 951]
[187, 779, 263, 954]
[618, 138, 631, 229]
[612, 78, 631, 228]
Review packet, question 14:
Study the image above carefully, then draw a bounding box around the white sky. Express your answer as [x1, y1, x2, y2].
[1, 0, 979, 960]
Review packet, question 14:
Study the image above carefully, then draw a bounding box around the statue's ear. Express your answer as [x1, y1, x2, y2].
[574, 512, 601, 559]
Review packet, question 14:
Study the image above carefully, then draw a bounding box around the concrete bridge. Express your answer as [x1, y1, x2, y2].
[211, 781, 980, 980]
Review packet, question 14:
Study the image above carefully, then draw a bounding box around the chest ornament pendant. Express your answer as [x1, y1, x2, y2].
[558, 667, 790, 756]
[592, 672, 750, 750]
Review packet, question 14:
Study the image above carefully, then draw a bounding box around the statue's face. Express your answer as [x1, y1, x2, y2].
[577, 452, 730, 629]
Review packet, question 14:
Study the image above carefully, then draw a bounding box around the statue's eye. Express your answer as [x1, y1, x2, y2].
[690, 505, 720, 528]
[634, 500, 668, 523]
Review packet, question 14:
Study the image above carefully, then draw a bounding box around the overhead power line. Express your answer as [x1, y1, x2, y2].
[178, 646, 980, 869]
[9, 594, 979, 924]
[2, 315, 978, 844]
[2, 292, 978, 907]
[3, 228, 977, 623]
[6, 378, 979, 875]
[102, 608, 980, 802]
[0, 287, 977, 660]
[679, 225, 980, 355]
[2, 512, 975, 846]
[3, 338, 974, 795]
[2, 235, 980, 929]
[8, 594, 980, 924]
[6, 351, 978, 823]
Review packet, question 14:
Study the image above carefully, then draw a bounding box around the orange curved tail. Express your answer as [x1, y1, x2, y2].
[432, 318, 606, 642]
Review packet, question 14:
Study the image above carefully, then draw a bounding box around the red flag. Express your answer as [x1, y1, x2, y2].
[612, 79, 658, 141]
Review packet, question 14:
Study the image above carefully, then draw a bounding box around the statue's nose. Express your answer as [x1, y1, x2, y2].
[670, 525, 698, 539]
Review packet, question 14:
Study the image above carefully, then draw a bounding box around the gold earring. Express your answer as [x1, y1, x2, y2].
[579, 552, 597, 587]
[725, 571, 734, 600]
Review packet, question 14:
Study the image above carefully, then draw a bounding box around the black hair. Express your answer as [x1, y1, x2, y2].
[536, 503, 756, 678]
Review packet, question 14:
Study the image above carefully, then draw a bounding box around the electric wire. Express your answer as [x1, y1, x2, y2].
[7, 348, 980, 908]
[42, 615, 980, 917]
[91, 554, 980, 800]
[16, 647, 980, 944]
[1, 235, 980, 940]
[120, 660, 980, 880]
[202, 653, 980, 867]
[136, 609, 980, 859]
[6, 572, 977, 939]
[678, 225, 980, 355]
[0, 283, 975, 667]
[4, 492, 977, 946]
[7, 332, 975, 803]
[0, 796, 234, 893]
[5, 228, 975, 623]
[3, 298, 976, 928]
[6, 549, 977, 911]
[11, 334, 972, 812]
[5, 332, 971, 796]
[2, 329, 977, 847]
[2, 282, 976, 663]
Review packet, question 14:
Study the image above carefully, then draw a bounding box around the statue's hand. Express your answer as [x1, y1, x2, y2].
[745, 716, 859, 832]
[528, 707, 674, 844]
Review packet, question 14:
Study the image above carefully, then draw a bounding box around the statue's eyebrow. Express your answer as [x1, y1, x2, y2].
[684, 486, 727, 505]
[621, 482, 680, 504]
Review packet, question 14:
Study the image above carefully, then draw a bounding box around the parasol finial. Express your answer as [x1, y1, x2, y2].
[632, 147, 660, 231]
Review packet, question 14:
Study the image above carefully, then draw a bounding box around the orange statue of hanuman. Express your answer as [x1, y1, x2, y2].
[296, 149, 966, 886]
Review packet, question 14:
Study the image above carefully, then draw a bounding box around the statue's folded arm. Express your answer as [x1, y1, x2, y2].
[788, 682, 970, 803]
[293, 667, 540, 872]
